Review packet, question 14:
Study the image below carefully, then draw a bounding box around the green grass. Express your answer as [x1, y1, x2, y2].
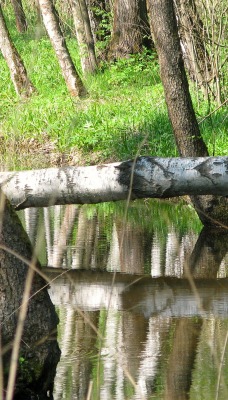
[0, 9, 227, 168]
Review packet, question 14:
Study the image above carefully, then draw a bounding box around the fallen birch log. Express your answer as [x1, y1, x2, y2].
[45, 268, 228, 317]
[0, 156, 227, 209]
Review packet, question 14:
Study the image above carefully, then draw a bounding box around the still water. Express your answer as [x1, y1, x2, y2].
[19, 199, 228, 400]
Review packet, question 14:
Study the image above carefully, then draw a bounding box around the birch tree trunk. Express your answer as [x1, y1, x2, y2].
[0, 5, 35, 97]
[0, 157, 227, 215]
[38, 0, 87, 97]
[71, 0, 98, 74]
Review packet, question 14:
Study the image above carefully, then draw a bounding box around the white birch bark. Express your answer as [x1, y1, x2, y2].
[38, 0, 87, 97]
[0, 157, 227, 209]
[0, 5, 35, 97]
[52, 205, 78, 268]
[71, 0, 97, 74]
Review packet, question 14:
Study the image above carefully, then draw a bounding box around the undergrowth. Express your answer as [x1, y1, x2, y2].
[0, 7, 227, 168]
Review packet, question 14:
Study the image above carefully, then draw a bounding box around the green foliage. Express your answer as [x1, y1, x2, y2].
[0, 5, 227, 166]
[191, 91, 228, 156]
[92, 4, 112, 48]
[199, 110, 228, 156]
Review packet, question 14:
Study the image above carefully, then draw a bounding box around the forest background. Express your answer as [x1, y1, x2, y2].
[0, 0, 227, 170]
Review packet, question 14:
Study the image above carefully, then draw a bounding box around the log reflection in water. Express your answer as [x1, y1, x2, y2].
[45, 226, 228, 399]
[47, 269, 228, 318]
[19, 200, 228, 399]
[0, 191, 60, 399]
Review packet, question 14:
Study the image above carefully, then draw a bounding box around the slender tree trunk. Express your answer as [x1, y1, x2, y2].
[38, 0, 87, 97]
[108, 0, 151, 60]
[146, 0, 228, 227]
[0, 5, 35, 97]
[147, 0, 208, 157]
[11, 0, 27, 32]
[71, 0, 97, 74]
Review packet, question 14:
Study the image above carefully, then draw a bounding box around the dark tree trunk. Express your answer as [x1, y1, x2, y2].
[0, 190, 60, 398]
[146, 0, 228, 227]
[107, 0, 151, 60]
[188, 227, 228, 278]
[11, 0, 27, 32]
[0, 5, 35, 97]
[147, 0, 208, 158]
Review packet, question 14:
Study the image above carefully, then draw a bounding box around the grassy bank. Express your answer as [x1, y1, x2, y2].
[0, 16, 227, 169]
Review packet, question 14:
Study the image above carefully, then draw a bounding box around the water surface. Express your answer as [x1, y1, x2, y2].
[19, 199, 228, 399]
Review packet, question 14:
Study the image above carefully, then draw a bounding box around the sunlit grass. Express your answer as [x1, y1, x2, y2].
[1, 25, 227, 165]
[1, 5, 228, 400]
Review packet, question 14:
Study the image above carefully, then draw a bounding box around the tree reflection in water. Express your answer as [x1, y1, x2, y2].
[20, 200, 228, 399]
